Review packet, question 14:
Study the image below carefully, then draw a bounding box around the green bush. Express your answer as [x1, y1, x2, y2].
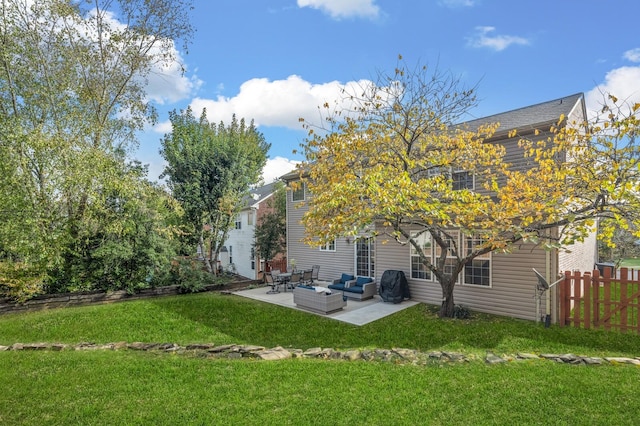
[0, 262, 46, 302]
[156, 258, 216, 293]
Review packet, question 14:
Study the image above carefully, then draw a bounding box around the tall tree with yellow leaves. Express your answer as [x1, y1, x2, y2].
[298, 56, 640, 317]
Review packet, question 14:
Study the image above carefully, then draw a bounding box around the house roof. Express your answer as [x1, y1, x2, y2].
[461, 93, 584, 134]
[241, 182, 278, 209]
[279, 93, 586, 181]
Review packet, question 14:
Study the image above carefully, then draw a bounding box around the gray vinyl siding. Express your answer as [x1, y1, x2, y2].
[374, 230, 558, 321]
[286, 186, 354, 281]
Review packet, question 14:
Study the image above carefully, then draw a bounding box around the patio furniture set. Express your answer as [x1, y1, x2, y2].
[264, 267, 378, 315]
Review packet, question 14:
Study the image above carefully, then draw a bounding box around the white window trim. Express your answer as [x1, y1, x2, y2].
[319, 240, 336, 252]
[410, 232, 433, 282]
[452, 170, 475, 191]
[461, 235, 492, 288]
[292, 183, 305, 202]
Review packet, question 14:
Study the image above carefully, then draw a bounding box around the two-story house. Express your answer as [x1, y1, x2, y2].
[282, 93, 597, 322]
[219, 182, 281, 280]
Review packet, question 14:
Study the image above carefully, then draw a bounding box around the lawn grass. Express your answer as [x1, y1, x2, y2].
[1, 292, 639, 357]
[1, 292, 640, 424]
[618, 258, 640, 268]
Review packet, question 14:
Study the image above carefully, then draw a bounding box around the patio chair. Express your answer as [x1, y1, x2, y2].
[302, 269, 313, 285]
[287, 271, 302, 290]
[271, 268, 282, 284]
[311, 265, 320, 283]
[265, 272, 280, 294]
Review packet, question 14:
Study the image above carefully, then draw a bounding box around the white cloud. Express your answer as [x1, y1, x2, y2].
[175, 75, 372, 130]
[262, 157, 300, 183]
[468, 26, 530, 51]
[623, 48, 640, 63]
[585, 66, 640, 118]
[297, 0, 380, 20]
[145, 49, 203, 105]
[440, 0, 477, 7]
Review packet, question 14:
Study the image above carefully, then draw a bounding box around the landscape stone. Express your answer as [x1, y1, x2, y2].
[1, 339, 637, 367]
[343, 350, 362, 361]
[186, 343, 216, 350]
[517, 353, 540, 360]
[208, 344, 235, 353]
[485, 352, 506, 364]
[257, 347, 292, 360]
[605, 357, 640, 365]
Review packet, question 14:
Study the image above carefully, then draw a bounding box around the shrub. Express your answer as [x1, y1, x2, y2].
[156, 258, 216, 294]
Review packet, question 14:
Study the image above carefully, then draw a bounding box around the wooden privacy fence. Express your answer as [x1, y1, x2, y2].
[266, 258, 288, 273]
[559, 268, 640, 334]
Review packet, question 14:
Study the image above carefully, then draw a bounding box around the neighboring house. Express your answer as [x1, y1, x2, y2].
[219, 182, 280, 280]
[282, 93, 597, 322]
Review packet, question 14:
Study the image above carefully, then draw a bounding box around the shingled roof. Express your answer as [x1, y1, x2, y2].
[240, 182, 278, 209]
[461, 93, 584, 134]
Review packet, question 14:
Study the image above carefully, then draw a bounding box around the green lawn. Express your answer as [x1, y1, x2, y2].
[1, 292, 640, 424]
[618, 258, 640, 268]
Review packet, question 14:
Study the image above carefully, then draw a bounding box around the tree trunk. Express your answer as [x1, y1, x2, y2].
[199, 234, 212, 273]
[438, 277, 456, 318]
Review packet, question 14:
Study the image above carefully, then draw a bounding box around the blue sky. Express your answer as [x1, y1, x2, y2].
[137, 0, 640, 183]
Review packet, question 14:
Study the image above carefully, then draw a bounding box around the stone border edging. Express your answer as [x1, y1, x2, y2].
[0, 281, 258, 315]
[1, 342, 639, 366]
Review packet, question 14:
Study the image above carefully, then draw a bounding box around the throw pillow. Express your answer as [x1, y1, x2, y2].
[356, 276, 372, 286]
[341, 273, 355, 284]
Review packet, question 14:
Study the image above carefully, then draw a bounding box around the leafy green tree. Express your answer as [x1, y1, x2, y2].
[160, 108, 270, 273]
[0, 0, 193, 297]
[254, 183, 287, 264]
[299, 57, 640, 317]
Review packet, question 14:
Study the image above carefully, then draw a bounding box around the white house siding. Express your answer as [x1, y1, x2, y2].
[286, 188, 354, 281]
[222, 209, 257, 279]
[558, 227, 598, 273]
[374, 229, 557, 321]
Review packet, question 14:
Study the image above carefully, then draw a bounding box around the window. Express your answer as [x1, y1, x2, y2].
[292, 183, 305, 202]
[452, 171, 474, 190]
[319, 240, 336, 252]
[247, 210, 254, 226]
[229, 246, 233, 264]
[434, 231, 460, 282]
[356, 237, 375, 277]
[235, 217, 242, 230]
[410, 232, 432, 280]
[463, 235, 491, 286]
[250, 247, 255, 270]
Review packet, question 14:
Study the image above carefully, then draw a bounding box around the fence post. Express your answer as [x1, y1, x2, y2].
[603, 267, 612, 331]
[572, 271, 583, 328]
[583, 271, 591, 330]
[560, 271, 572, 327]
[592, 269, 601, 328]
[620, 267, 629, 332]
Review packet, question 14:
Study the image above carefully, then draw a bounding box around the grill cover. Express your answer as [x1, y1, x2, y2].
[378, 270, 410, 303]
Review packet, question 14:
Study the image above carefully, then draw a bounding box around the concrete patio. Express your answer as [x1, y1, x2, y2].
[233, 284, 419, 326]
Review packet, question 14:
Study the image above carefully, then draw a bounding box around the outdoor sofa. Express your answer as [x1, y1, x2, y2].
[292, 285, 346, 314]
[328, 274, 377, 301]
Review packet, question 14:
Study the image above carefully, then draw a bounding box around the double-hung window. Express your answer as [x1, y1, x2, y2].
[463, 235, 491, 286]
[452, 170, 474, 190]
[410, 232, 432, 280]
[292, 183, 305, 202]
[427, 167, 474, 191]
[319, 240, 336, 252]
[434, 231, 460, 282]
